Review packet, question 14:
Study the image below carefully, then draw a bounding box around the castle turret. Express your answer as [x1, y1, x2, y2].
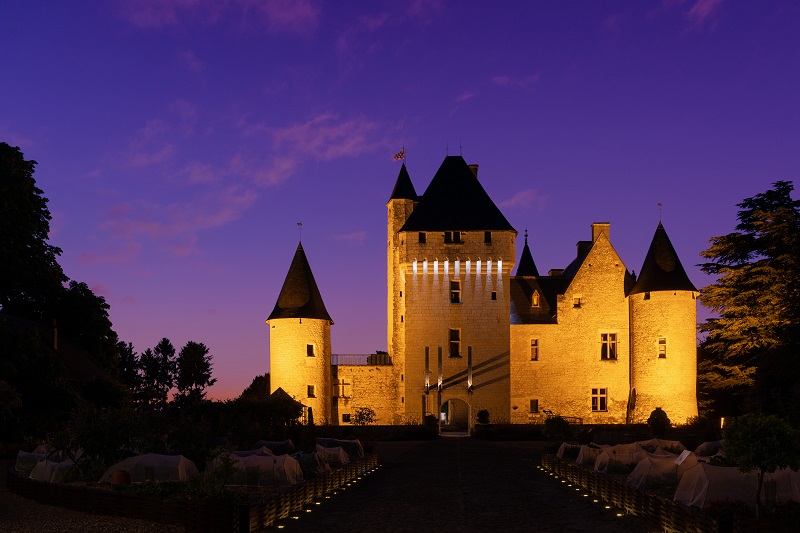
[267, 242, 333, 424]
[387, 164, 417, 423]
[515, 230, 539, 277]
[628, 223, 698, 424]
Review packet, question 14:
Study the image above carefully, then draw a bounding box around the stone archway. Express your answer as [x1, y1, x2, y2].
[439, 398, 470, 434]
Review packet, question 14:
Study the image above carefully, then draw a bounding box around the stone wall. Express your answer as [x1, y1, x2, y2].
[333, 364, 398, 425]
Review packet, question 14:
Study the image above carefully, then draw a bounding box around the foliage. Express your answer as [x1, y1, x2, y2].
[138, 338, 176, 407]
[647, 407, 671, 434]
[698, 181, 800, 422]
[723, 414, 800, 514]
[476, 409, 490, 424]
[352, 406, 377, 426]
[0, 142, 67, 322]
[55, 281, 119, 372]
[239, 373, 270, 402]
[543, 416, 573, 441]
[174, 341, 217, 406]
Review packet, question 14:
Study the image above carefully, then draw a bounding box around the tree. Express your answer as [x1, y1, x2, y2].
[55, 281, 119, 372]
[117, 341, 140, 393]
[723, 414, 800, 516]
[352, 406, 376, 426]
[239, 373, 270, 402]
[699, 181, 800, 420]
[0, 142, 67, 321]
[174, 341, 217, 405]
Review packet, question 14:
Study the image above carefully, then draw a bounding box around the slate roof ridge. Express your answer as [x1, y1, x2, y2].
[267, 242, 333, 322]
[398, 155, 515, 232]
[388, 163, 418, 201]
[515, 230, 539, 276]
[629, 222, 697, 295]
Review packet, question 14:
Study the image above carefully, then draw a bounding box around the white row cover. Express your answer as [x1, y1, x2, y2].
[100, 453, 200, 483]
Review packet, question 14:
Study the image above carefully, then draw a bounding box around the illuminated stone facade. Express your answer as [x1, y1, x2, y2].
[269, 156, 698, 428]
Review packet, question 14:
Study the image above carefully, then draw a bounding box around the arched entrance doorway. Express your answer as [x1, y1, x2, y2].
[439, 398, 470, 434]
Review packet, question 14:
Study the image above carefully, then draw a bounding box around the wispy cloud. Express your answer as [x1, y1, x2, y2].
[331, 230, 367, 246]
[455, 92, 476, 104]
[686, 0, 722, 28]
[115, 0, 321, 35]
[269, 112, 383, 160]
[498, 188, 548, 210]
[178, 49, 205, 73]
[0, 124, 36, 149]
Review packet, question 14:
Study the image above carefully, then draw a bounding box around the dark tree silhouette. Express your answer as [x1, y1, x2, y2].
[239, 373, 270, 401]
[175, 341, 217, 405]
[0, 142, 67, 321]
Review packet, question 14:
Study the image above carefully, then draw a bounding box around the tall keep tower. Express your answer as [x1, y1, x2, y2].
[390, 156, 516, 427]
[628, 223, 698, 424]
[267, 242, 333, 424]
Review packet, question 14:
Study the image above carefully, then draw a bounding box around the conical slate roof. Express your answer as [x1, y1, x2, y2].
[629, 223, 697, 295]
[388, 163, 417, 201]
[399, 156, 515, 232]
[267, 243, 333, 322]
[515, 231, 539, 276]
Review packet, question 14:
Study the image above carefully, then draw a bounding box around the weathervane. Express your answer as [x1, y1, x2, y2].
[658, 202, 663, 221]
[297, 222, 302, 241]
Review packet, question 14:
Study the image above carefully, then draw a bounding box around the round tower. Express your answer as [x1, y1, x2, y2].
[267, 242, 333, 424]
[629, 223, 698, 424]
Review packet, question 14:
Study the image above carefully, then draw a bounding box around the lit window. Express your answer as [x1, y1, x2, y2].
[491, 291, 497, 301]
[307, 385, 316, 398]
[591, 388, 607, 412]
[307, 344, 315, 357]
[530, 338, 539, 361]
[342, 413, 351, 423]
[444, 231, 463, 244]
[419, 232, 426, 244]
[484, 231, 492, 243]
[450, 280, 462, 304]
[531, 291, 540, 307]
[530, 399, 539, 413]
[573, 296, 582, 308]
[658, 337, 667, 358]
[449, 329, 461, 357]
[600, 333, 617, 360]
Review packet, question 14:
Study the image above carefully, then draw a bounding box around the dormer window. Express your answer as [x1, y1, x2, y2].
[444, 231, 463, 244]
[531, 291, 540, 308]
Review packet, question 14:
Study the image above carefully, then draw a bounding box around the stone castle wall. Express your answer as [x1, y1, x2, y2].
[332, 364, 398, 425]
[630, 290, 698, 424]
[268, 318, 332, 424]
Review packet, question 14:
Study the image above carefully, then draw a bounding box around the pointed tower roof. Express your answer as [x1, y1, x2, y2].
[399, 155, 515, 232]
[388, 163, 417, 201]
[515, 230, 539, 276]
[629, 222, 697, 295]
[267, 243, 333, 322]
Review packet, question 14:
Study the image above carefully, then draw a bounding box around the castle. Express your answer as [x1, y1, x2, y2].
[268, 156, 698, 430]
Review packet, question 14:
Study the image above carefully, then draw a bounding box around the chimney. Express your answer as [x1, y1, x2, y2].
[576, 241, 592, 257]
[468, 164, 479, 178]
[592, 222, 610, 243]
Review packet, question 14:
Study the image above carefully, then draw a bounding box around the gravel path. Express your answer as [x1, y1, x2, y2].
[2, 439, 650, 532]
[275, 438, 649, 532]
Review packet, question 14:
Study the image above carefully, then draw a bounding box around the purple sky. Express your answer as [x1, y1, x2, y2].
[2, 1, 799, 400]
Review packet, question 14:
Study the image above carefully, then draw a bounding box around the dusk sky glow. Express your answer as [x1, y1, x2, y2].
[2, 1, 799, 400]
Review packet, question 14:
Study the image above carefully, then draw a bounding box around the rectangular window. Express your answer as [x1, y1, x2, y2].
[530, 338, 539, 361]
[531, 291, 540, 307]
[307, 385, 316, 398]
[450, 280, 462, 304]
[644, 291, 651, 300]
[600, 333, 617, 360]
[591, 388, 607, 412]
[307, 344, 315, 357]
[419, 232, 426, 244]
[573, 296, 582, 308]
[449, 328, 461, 357]
[491, 291, 497, 301]
[342, 413, 351, 423]
[444, 231, 463, 244]
[658, 337, 667, 358]
[484, 231, 492, 243]
[530, 399, 539, 413]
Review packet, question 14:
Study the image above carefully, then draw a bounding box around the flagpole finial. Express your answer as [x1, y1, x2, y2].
[657, 202, 663, 221]
[297, 222, 303, 241]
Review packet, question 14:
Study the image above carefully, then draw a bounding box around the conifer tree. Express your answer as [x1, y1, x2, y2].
[699, 181, 800, 419]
